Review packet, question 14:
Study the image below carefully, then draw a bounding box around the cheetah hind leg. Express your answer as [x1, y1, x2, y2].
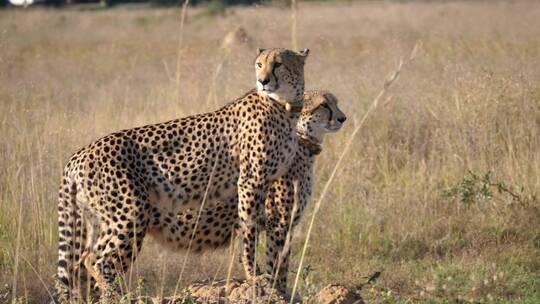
[90, 225, 148, 303]
[85, 251, 124, 304]
[85, 170, 150, 301]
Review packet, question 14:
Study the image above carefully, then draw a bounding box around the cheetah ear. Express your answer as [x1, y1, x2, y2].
[256, 48, 266, 55]
[298, 48, 310, 58]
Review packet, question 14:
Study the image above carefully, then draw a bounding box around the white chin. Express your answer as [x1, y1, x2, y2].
[326, 125, 341, 132]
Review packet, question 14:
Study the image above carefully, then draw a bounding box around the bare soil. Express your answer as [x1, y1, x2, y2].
[142, 277, 364, 304]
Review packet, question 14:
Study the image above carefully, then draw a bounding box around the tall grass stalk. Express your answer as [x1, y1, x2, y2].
[206, 48, 232, 109]
[225, 233, 238, 293]
[291, 0, 298, 50]
[19, 254, 55, 303]
[289, 42, 422, 302]
[175, 0, 190, 104]
[11, 187, 24, 303]
[172, 160, 218, 300]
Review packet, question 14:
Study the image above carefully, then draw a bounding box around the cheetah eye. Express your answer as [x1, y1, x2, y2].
[256, 62, 262, 68]
[318, 103, 332, 115]
[274, 62, 282, 68]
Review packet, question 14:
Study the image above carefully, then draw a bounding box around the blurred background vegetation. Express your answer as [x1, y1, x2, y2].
[1, 0, 276, 9]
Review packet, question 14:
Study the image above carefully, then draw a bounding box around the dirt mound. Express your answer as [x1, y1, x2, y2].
[305, 285, 364, 304]
[145, 276, 364, 304]
[183, 276, 285, 304]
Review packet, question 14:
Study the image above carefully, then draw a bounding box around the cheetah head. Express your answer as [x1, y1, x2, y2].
[254, 48, 309, 108]
[297, 90, 347, 144]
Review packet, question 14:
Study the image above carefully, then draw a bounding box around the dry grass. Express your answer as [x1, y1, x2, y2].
[1, 1, 539, 303]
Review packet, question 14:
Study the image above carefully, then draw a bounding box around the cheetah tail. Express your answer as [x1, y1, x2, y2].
[55, 177, 78, 301]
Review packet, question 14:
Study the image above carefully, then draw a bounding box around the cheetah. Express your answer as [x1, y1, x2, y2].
[55, 48, 309, 301]
[152, 90, 347, 292]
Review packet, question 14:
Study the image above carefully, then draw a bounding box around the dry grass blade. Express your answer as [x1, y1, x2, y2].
[172, 159, 219, 300]
[19, 254, 55, 303]
[206, 49, 232, 108]
[11, 188, 24, 303]
[289, 41, 422, 303]
[175, 0, 190, 103]
[225, 233, 238, 292]
[291, 0, 298, 51]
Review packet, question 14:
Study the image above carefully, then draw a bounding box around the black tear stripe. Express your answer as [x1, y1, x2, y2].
[322, 103, 333, 122]
[271, 64, 279, 86]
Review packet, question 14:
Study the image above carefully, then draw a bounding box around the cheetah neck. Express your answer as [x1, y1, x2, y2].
[285, 101, 303, 113]
[296, 132, 322, 156]
[264, 92, 303, 114]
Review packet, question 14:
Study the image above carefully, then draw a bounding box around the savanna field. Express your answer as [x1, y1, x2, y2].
[1, 1, 539, 303]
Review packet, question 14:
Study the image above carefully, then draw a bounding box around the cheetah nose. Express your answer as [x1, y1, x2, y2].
[259, 78, 270, 86]
[337, 116, 347, 123]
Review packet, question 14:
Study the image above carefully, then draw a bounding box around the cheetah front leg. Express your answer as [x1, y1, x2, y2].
[238, 175, 267, 280]
[265, 169, 312, 293]
[264, 177, 295, 293]
[83, 252, 110, 293]
[292, 173, 312, 228]
[265, 220, 291, 293]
